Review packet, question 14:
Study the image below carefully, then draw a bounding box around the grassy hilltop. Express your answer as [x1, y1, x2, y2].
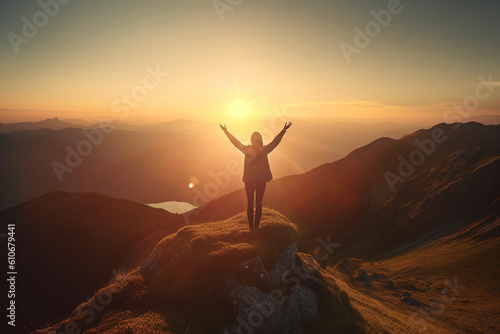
[34, 208, 365, 334]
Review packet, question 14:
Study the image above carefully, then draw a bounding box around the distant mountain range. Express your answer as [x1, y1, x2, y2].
[0, 118, 430, 210]
[0, 117, 76, 133]
[1, 114, 499, 133]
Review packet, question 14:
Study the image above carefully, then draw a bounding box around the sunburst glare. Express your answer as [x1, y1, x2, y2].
[226, 98, 252, 119]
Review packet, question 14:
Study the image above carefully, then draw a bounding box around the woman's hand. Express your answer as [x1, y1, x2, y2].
[220, 124, 227, 132]
[283, 122, 292, 131]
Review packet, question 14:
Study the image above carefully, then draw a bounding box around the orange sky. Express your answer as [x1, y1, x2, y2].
[1, 1, 499, 124]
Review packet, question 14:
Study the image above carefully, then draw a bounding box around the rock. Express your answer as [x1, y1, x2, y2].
[237, 256, 272, 281]
[400, 281, 426, 292]
[400, 296, 422, 307]
[334, 258, 361, 277]
[269, 243, 298, 284]
[371, 273, 388, 280]
[383, 280, 398, 291]
[227, 243, 320, 334]
[139, 253, 158, 276]
[236, 243, 298, 285]
[358, 269, 371, 288]
[295, 252, 321, 272]
[339, 290, 350, 304]
[228, 282, 319, 334]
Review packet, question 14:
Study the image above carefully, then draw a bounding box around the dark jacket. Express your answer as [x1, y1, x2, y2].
[224, 129, 287, 183]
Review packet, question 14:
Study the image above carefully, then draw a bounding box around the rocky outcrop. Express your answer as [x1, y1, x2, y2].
[226, 242, 319, 334]
[35, 209, 366, 334]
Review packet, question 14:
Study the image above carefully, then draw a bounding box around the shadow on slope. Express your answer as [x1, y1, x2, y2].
[0, 192, 184, 332]
[341, 146, 500, 260]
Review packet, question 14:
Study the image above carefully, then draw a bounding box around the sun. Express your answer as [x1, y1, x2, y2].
[226, 99, 252, 118]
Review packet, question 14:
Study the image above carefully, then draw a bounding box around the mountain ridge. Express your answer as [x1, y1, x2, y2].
[0, 117, 76, 133]
[190, 122, 500, 252]
[0, 192, 185, 332]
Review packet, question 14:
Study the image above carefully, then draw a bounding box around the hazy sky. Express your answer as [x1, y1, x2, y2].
[1, 0, 499, 123]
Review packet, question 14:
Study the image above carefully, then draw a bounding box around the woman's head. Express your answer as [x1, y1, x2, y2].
[251, 131, 263, 150]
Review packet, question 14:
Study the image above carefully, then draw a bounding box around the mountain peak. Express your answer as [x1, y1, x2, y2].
[0, 117, 73, 133]
[36, 208, 365, 333]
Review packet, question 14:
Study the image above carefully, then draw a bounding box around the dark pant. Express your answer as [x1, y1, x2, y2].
[244, 182, 266, 230]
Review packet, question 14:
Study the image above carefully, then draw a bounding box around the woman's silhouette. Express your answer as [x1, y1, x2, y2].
[220, 122, 292, 230]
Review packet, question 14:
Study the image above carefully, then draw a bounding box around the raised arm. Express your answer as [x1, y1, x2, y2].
[265, 122, 292, 154]
[220, 124, 245, 153]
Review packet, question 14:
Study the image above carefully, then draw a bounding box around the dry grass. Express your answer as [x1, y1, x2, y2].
[323, 236, 500, 333]
[36, 208, 303, 334]
[324, 267, 454, 334]
[84, 311, 171, 334]
[146, 208, 301, 301]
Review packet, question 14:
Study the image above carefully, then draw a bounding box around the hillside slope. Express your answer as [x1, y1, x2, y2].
[34, 209, 366, 334]
[324, 218, 500, 333]
[0, 192, 184, 332]
[190, 122, 500, 251]
[339, 146, 500, 259]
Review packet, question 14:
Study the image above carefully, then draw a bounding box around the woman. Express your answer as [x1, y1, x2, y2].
[220, 122, 292, 230]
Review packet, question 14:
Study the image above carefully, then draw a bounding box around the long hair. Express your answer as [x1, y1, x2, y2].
[250, 132, 264, 151]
